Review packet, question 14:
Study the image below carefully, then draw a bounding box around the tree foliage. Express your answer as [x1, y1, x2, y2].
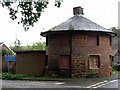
[1, 48, 14, 56]
[32, 41, 46, 50]
[14, 39, 21, 46]
[1, 0, 62, 31]
[10, 41, 46, 51]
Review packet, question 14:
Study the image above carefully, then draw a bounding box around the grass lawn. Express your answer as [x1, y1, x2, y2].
[112, 69, 120, 75]
[0, 72, 70, 80]
[1, 69, 120, 80]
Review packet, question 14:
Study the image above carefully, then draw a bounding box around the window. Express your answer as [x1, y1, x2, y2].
[109, 55, 112, 67]
[88, 35, 99, 46]
[59, 55, 70, 69]
[89, 55, 100, 69]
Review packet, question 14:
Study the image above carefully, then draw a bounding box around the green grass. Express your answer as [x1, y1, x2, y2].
[0, 72, 71, 80]
[0, 73, 43, 80]
[1, 66, 120, 80]
[112, 62, 120, 75]
[0, 72, 102, 80]
[112, 69, 120, 75]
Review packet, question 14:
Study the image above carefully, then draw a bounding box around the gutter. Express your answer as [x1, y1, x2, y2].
[41, 30, 117, 37]
[69, 32, 72, 78]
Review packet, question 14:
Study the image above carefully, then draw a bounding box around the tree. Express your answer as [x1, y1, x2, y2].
[1, 48, 14, 56]
[10, 41, 46, 51]
[32, 41, 46, 50]
[11, 38, 22, 51]
[1, 0, 62, 31]
[14, 39, 21, 46]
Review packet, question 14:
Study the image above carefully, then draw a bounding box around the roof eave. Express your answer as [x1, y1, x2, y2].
[15, 50, 46, 53]
[40, 30, 117, 37]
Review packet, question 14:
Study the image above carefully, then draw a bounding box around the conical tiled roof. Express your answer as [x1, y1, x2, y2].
[49, 15, 112, 32]
[41, 7, 116, 37]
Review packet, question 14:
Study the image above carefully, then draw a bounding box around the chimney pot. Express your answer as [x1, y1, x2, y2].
[73, 6, 84, 15]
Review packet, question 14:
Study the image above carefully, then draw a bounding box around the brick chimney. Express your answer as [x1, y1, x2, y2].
[73, 6, 84, 15]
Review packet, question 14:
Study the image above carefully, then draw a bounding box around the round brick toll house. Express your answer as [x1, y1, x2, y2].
[41, 6, 117, 78]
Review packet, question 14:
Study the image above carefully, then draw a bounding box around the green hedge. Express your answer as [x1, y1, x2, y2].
[0, 73, 37, 80]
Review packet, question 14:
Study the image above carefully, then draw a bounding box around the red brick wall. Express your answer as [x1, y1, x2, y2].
[46, 34, 70, 76]
[46, 32, 112, 77]
[72, 33, 112, 77]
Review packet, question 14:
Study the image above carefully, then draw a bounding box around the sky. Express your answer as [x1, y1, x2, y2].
[0, 0, 119, 46]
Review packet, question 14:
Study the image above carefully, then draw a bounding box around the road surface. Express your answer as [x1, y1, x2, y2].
[1, 79, 119, 89]
[99, 79, 119, 89]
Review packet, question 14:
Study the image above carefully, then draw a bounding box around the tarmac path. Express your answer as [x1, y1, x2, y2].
[1, 78, 119, 89]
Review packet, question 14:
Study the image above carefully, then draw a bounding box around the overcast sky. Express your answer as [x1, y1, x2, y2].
[0, 0, 119, 46]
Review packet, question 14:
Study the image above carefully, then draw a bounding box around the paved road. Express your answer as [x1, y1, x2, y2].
[99, 79, 119, 89]
[1, 79, 120, 89]
[2, 80, 71, 88]
[1, 79, 107, 88]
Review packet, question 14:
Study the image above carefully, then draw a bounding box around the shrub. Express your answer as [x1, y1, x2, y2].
[82, 70, 98, 78]
[44, 71, 58, 78]
[112, 62, 117, 70]
[69, 23, 74, 30]
[1, 48, 16, 56]
[1, 73, 38, 80]
[1, 73, 26, 80]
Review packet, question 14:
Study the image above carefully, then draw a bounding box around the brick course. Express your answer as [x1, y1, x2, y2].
[46, 34, 70, 72]
[72, 33, 112, 77]
[46, 32, 112, 77]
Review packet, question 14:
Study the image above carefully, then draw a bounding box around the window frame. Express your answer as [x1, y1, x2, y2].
[59, 55, 70, 69]
[88, 54, 101, 69]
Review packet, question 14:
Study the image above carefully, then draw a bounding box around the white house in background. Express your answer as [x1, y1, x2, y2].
[112, 37, 120, 63]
